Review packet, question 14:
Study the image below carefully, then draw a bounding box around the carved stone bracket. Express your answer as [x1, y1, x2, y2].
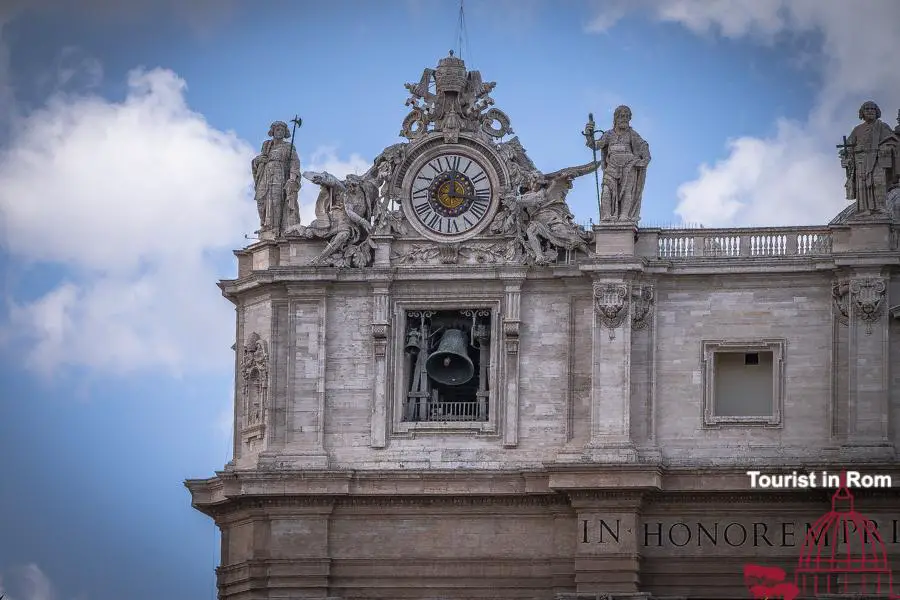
[630, 284, 654, 330]
[503, 284, 522, 355]
[832, 279, 850, 326]
[850, 277, 887, 334]
[371, 286, 390, 355]
[593, 281, 629, 339]
[503, 320, 520, 355]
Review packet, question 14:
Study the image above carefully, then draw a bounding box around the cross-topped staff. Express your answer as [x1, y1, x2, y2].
[278, 114, 303, 235]
[836, 135, 856, 170]
[836, 135, 857, 200]
[836, 135, 856, 156]
[582, 113, 604, 218]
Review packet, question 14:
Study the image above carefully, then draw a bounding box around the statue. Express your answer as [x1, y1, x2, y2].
[285, 170, 379, 267]
[585, 105, 650, 223]
[494, 163, 596, 265]
[839, 101, 899, 215]
[497, 136, 538, 192]
[251, 120, 301, 236]
[365, 143, 409, 235]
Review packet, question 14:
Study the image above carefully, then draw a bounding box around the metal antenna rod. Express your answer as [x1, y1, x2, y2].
[453, 0, 471, 63]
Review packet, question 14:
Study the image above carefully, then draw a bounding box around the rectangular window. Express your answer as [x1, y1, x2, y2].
[701, 339, 785, 427]
[392, 301, 500, 435]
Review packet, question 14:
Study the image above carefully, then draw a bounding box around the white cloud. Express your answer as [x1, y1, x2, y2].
[0, 564, 56, 600]
[0, 67, 256, 376]
[0, 58, 375, 376]
[587, 0, 900, 226]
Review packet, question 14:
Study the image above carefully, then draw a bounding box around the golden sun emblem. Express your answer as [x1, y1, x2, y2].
[436, 180, 466, 209]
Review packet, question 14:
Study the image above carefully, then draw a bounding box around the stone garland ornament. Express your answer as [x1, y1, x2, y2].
[631, 285, 654, 330]
[849, 278, 887, 334]
[593, 282, 629, 340]
[391, 242, 510, 265]
[240, 332, 269, 427]
[832, 279, 850, 326]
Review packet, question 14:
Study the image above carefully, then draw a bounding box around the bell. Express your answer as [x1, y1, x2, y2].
[405, 329, 421, 355]
[425, 329, 474, 386]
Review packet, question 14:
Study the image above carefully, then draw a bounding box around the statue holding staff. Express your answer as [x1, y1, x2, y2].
[584, 105, 650, 223]
[251, 118, 302, 236]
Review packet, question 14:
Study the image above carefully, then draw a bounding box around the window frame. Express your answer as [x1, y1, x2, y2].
[390, 299, 502, 436]
[700, 338, 785, 428]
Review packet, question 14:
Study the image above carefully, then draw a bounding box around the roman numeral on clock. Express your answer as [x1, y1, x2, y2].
[475, 188, 490, 200]
[470, 172, 487, 185]
[426, 212, 442, 231]
[413, 202, 430, 216]
[448, 219, 460, 233]
[469, 199, 488, 219]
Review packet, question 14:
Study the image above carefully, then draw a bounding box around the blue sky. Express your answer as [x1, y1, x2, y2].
[0, 1, 898, 599]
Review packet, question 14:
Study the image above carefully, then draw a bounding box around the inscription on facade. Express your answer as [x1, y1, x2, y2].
[581, 518, 900, 555]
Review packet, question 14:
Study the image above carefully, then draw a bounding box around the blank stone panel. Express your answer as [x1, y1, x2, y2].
[714, 351, 774, 417]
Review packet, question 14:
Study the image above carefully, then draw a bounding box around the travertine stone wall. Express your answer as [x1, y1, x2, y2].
[231, 263, 895, 469]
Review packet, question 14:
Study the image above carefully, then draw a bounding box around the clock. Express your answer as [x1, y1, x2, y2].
[404, 150, 498, 240]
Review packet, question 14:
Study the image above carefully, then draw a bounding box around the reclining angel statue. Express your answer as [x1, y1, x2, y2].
[284, 170, 379, 267]
[491, 162, 596, 265]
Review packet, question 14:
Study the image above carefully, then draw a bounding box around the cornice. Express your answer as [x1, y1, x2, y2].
[187, 464, 900, 515]
[649, 256, 837, 275]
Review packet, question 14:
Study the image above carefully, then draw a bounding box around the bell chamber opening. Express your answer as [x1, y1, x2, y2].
[402, 308, 491, 423]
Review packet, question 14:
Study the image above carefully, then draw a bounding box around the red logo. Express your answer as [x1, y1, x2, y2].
[744, 471, 898, 599]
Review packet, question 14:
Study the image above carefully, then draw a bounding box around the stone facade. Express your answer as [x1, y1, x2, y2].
[186, 55, 900, 599]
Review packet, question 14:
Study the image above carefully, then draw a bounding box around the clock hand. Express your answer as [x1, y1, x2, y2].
[449, 192, 484, 202]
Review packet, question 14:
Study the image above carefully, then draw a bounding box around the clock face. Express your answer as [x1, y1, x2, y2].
[408, 153, 494, 237]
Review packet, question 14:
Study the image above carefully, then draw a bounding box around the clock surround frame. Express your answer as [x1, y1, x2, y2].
[397, 134, 509, 243]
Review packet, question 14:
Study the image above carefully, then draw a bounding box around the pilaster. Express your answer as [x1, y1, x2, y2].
[501, 272, 524, 448]
[369, 278, 392, 448]
[580, 224, 649, 463]
[841, 270, 895, 460]
[266, 284, 330, 469]
[585, 278, 638, 462]
[568, 491, 648, 596]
